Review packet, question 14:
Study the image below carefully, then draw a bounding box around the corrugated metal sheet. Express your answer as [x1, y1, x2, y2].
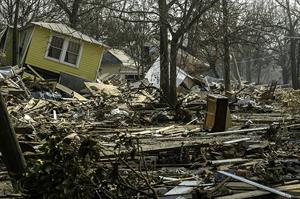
[32, 22, 109, 48]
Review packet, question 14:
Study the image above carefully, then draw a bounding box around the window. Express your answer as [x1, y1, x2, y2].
[46, 35, 82, 67]
[64, 41, 80, 65]
[47, 36, 64, 60]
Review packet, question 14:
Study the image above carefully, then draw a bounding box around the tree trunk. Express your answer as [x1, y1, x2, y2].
[286, 0, 298, 89]
[55, 0, 81, 29]
[297, 40, 300, 80]
[246, 60, 252, 82]
[210, 62, 219, 78]
[12, 0, 20, 66]
[158, 0, 169, 101]
[141, 46, 150, 79]
[281, 53, 290, 84]
[69, 0, 81, 29]
[282, 66, 289, 84]
[257, 64, 262, 85]
[222, 0, 231, 93]
[69, 14, 79, 29]
[231, 52, 242, 88]
[169, 40, 178, 107]
[290, 38, 298, 89]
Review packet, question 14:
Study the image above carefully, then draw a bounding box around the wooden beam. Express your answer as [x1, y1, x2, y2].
[216, 184, 300, 199]
[56, 83, 87, 101]
[207, 127, 269, 136]
[0, 91, 26, 176]
[26, 65, 45, 80]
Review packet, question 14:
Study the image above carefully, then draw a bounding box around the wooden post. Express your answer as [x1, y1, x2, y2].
[0, 91, 26, 175]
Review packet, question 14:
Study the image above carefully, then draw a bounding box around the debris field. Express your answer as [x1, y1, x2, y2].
[0, 70, 300, 199]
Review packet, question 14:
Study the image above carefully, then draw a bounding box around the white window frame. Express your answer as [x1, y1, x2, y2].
[45, 35, 64, 62]
[45, 34, 83, 68]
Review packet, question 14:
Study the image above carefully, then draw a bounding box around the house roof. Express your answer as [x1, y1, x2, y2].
[31, 22, 109, 48]
[108, 49, 136, 68]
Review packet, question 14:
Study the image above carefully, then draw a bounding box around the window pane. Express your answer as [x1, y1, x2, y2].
[67, 41, 80, 54]
[64, 41, 80, 65]
[51, 36, 64, 48]
[64, 52, 78, 65]
[47, 36, 64, 59]
[48, 47, 62, 59]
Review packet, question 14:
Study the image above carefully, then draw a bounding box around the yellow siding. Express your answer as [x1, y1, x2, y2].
[25, 26, 104, 81]
[100, 64, 121, 75]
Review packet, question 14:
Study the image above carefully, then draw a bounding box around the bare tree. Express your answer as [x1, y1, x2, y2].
[0, 0, 60, 27]
[54, 0, 82, 28]
[157, 0, 220, 106]
[273, 0, 300, 88]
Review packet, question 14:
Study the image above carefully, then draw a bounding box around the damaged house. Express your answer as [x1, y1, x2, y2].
[100, 49, 139, 81]
[0, 22, 108, 81]
[145, 46, 210, 90]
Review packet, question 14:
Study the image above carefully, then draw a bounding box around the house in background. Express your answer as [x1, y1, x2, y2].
[100, 49, 139, 81]
[0, 22, 108, 81]
[144, 39, 210, 77]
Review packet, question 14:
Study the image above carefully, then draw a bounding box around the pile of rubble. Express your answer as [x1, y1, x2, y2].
[0, 70, 300, 198]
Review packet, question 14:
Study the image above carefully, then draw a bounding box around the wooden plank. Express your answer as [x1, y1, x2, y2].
[218, 171, 293, 198]
[56, 83, 87, 101]
[211, 158, 249, 165]
[216, 184, 300, 199]
[0, 92, 26, 176]
[208, 127, 269, 136]
[26, 65, 45, 80]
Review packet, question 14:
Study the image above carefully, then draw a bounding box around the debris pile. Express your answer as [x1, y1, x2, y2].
[0, 72, 300, 198]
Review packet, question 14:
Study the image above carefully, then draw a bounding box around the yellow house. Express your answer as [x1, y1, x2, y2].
[0, 22, 108, 81]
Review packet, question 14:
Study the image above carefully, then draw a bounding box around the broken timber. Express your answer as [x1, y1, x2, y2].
[216, 184, 300, 199]
[0, 91, 26, 175]
[218, 171, 293, 198]
[56, 83, 87, 101]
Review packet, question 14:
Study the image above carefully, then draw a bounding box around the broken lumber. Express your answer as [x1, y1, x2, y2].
[56, 83, 87, 101]
[26, 65, 45, 80]
[0, 91, 26, 175]
[208, 127, 269, 136]
[218, 171, 293, 198]
[211, 158, 249, 165]
[216, 184, 300, 199]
